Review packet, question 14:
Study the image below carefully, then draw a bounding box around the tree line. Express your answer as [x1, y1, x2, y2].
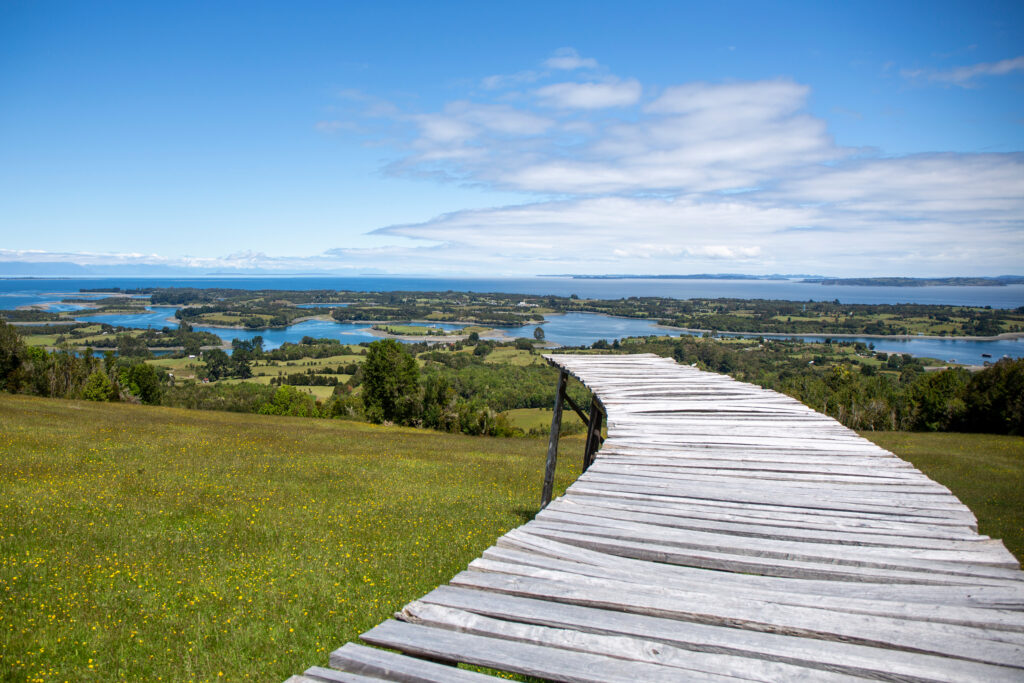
[3, 317, 1020, 437]
[624, 335, 1023, 434]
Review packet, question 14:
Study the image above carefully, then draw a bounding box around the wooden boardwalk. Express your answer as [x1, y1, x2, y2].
[288, 353, 1024, 682]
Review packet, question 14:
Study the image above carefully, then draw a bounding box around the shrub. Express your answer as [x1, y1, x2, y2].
[82, 371, 114, 402]
[259, 385, 319, 417]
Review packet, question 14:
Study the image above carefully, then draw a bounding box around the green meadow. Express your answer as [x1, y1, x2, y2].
[0, 395, 580, 682]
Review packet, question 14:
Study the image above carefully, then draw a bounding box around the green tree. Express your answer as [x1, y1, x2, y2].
[202, 349, 231, 381]
[0, 320, 29, 392]
[533, 326, 545, 340]
[965, 358, 1024, 435]
[183, 338, 203, 357]
[361, 339, 420, 424]
[909, 368, 969, 431]
[82, 370, 114, 401]
[227, 343, 254, 379]
[120, 362, 166, 404]
[116, 333, 152, 359]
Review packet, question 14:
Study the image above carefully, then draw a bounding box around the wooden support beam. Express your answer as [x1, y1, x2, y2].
[541, 369, 568, 509]
[583, 396, 604, 472]
[562, 391, 590, 429]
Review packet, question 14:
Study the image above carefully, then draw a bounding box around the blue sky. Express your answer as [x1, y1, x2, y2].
[1, 0, 1022, 276]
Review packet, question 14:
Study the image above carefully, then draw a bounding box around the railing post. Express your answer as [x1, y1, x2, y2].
[541, 369, 568, 509]
[583, 396, 603, 472]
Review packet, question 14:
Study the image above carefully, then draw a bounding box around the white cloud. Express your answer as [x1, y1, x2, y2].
[480, 70, 542, 90]
[373, 195, 810, 260]
[535, 79, 642, 109]
[377, 77, 843, 195]
[902, 55, 1024, 86]
[411, 101, 551, 145]
[543, 48, 599, 71]
[480, 49, 597, 91]
[775, 153, 1024, 216]
[0, 249, 172, 265]
[647, 79, 807, 117]
[497, 80, 839, 193]
[361, 183, 1024, 275]
[313, 57, 1024, 276]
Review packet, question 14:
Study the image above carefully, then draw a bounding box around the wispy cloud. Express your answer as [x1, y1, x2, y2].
[480, 70, 543, 90]
[480, 47, 599, 91]
[543, 48, 599, 71]
[365, 75, 843, 195]
[535, 79, 642, 109]
[902, 55, 1024, 86]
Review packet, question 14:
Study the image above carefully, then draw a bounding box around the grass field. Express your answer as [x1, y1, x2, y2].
[483, 347, 545, 366]
[0, 395, 580, 682]
[501, 407, 585, 432]
[373, 324, 451, 336]
[147, 353, 363, 385]
[861, 431, 1024, 562]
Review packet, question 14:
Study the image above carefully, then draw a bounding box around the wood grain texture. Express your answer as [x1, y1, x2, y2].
[289, 353, 1024, 681]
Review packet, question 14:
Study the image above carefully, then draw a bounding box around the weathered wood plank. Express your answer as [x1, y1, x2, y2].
[569, 479, 978, 524]
[579, 470, 964, 505]
[495, 529, 1024, 608]
[596, 458, 921, 478]
[448, 571, 1024, 667]
[360, 619, 740, 682]
[525, 524, 1023, 585]
[565, 488, 981, 532]
[400, 601, 861, 682]
[327, 643, 498, 682]
[418, 585, 1024, 682]
[545, 499, 1011, 554]
[533, 511, 1020, 569]
[589, 463, 953, 491]
[471, 552, 1024, 631]
[301, 666, 393, 682]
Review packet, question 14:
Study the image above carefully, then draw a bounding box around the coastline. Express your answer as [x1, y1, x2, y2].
[172, 315, 543, 331]
[364, 322, 512, 343]
[364, 327, 465, 343]
[179, 313, 334, 329]
[651, 322, 1024, 343]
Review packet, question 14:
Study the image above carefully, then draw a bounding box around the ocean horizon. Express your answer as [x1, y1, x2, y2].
[4, 275, 1024, 309]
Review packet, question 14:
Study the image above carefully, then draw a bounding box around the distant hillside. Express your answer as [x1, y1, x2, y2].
[803, 276, 1024, 287]
[565, 273, 810, 280]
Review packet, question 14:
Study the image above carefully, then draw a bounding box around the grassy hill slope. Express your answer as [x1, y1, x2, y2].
[0, 395, 579, 682]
